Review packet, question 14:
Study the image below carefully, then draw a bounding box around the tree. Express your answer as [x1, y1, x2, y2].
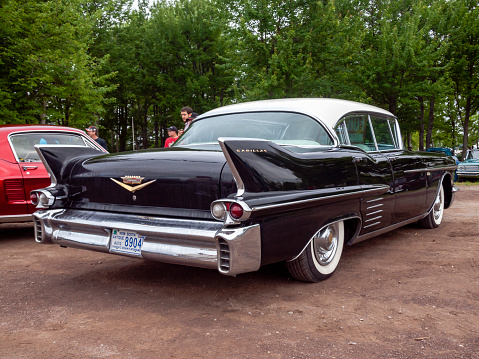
[445, 0, 479, 158]
[0, 0, 114, 126]
[224, 0, 363, 100]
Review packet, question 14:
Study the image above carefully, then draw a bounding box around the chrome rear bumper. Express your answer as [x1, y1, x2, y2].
[0, 214, 32, 223]
[33, 209, 261, 276]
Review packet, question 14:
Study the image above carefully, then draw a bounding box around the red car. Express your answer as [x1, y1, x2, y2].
[0, 125, 107, 224]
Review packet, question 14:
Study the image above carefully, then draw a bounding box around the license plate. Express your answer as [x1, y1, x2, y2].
[110, 229, 144, 256]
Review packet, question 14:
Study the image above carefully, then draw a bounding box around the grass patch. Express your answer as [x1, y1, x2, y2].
[455, 179, 479, 186]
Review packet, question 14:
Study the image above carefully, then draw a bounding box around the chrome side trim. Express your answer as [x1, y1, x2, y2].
[288, 215, 361, 262]
[0, 214, 33, 223]
[33, 209, 262, 276]
[218, 138, 250, 197]
[250, 185, 389, 213]
[456, 172, 479, 177]
[363, 221, 381, 228]
[352, 213, 427, 244]
[404, 166, 457, 173]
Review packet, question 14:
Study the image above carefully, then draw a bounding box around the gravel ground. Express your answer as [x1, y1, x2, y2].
[0, 185, 478, 358]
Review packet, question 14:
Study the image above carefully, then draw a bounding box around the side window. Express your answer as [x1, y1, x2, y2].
[370, 116, 399, 150]
[335, 115, 400, 152]
[335, 115, 375, 151]
[10, 133, 88, 162]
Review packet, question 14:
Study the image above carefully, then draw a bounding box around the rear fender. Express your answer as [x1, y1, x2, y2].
[218, 137, 358, 197]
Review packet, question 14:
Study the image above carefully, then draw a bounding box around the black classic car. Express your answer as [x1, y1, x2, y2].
[31, 99, 457, 282]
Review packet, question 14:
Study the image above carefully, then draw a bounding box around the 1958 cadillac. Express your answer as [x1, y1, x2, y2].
[31, 99, 457, 282]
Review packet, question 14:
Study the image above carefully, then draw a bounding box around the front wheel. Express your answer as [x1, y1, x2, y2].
[418, 184, 444, 229]
[286, 221, 344, 283]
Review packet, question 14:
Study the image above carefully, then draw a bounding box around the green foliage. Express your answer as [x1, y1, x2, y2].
[0, 0, 116, 126]
[224, 0, 364, 100]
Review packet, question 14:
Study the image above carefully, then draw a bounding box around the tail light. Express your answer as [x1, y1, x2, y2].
[30, 192, 39, 205]
[229, 203, 244, 220]
[30, 189, 55, 208]
[211, 200, 251, 223]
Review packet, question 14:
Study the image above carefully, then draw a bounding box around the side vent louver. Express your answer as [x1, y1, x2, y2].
[4, 180, 25, 202]
[33, 218, 43, 243]
[218, 238, 230, 272]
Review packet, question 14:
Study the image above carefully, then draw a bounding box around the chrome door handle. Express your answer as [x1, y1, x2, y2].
[22, 166, 38, 171]
[352, 157, 365, 163]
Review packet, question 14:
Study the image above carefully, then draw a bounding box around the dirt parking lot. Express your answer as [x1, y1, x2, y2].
[1, 186, 478, 358]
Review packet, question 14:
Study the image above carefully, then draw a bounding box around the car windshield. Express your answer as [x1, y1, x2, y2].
[467, 150, 479, 160]
[174, 111, 333, 147]
[10, 132, 89, 162]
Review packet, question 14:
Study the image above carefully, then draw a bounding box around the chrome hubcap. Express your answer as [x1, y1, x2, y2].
[313, 223, 339, 266]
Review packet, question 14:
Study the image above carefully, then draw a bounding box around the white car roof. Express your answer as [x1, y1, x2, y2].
[202, 98, 395, 130]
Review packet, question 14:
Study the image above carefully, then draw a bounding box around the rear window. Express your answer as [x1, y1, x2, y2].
[174, 112, 334, 147]
[10, 132, 89, 162]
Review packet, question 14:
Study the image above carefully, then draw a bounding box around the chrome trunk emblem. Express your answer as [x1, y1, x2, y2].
[110, 176, 156, 193]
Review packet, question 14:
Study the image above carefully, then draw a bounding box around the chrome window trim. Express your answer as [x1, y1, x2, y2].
[367, 115, 379, 151]
[181, 110, 338, 148]
[7, 130, 104, 163]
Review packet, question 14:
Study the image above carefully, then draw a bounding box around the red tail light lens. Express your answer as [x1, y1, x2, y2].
[229, 203, 244, 220]
[30, 192, 39, 205]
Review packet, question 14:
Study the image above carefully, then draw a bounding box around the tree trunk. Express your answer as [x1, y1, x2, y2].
[110, 131, 116, 153]
[154, 105, 159, 148]
[462, 97, 472, 160]
[40, 99, 47, 124]
[418, 97, 425, 151]
[426, 95, 435, 150]
[119, 104, 128, 152]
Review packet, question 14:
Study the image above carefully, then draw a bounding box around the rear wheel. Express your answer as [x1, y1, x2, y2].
[286, 221, 344, 283]
[418, 184, 444, 229]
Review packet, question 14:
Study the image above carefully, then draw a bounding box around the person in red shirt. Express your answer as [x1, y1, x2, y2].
[164, 126, 179, 147]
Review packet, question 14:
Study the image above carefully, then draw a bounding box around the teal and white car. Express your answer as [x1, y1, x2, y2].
[457, 149, 479, 180]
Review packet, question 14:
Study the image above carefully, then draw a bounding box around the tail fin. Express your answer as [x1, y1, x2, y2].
[218, 138, 356, 196]
[35, 145, 105, 185]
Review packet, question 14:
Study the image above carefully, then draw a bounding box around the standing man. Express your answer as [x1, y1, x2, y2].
[85, 125, 108, 151]
[164, 126, 179, 147]
[179, 106, 193, 135]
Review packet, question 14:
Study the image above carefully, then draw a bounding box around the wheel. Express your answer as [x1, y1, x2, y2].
[286, 221, 344, 282]
[418, 184, 444, 229]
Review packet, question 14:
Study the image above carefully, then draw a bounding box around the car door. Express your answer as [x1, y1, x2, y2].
[335, 115, 395, 235]
[368, 116, 427, 223]
[8, 132, 52, 214]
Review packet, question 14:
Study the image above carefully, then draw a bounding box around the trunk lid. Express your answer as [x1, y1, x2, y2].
[68, 147, 236, 219]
